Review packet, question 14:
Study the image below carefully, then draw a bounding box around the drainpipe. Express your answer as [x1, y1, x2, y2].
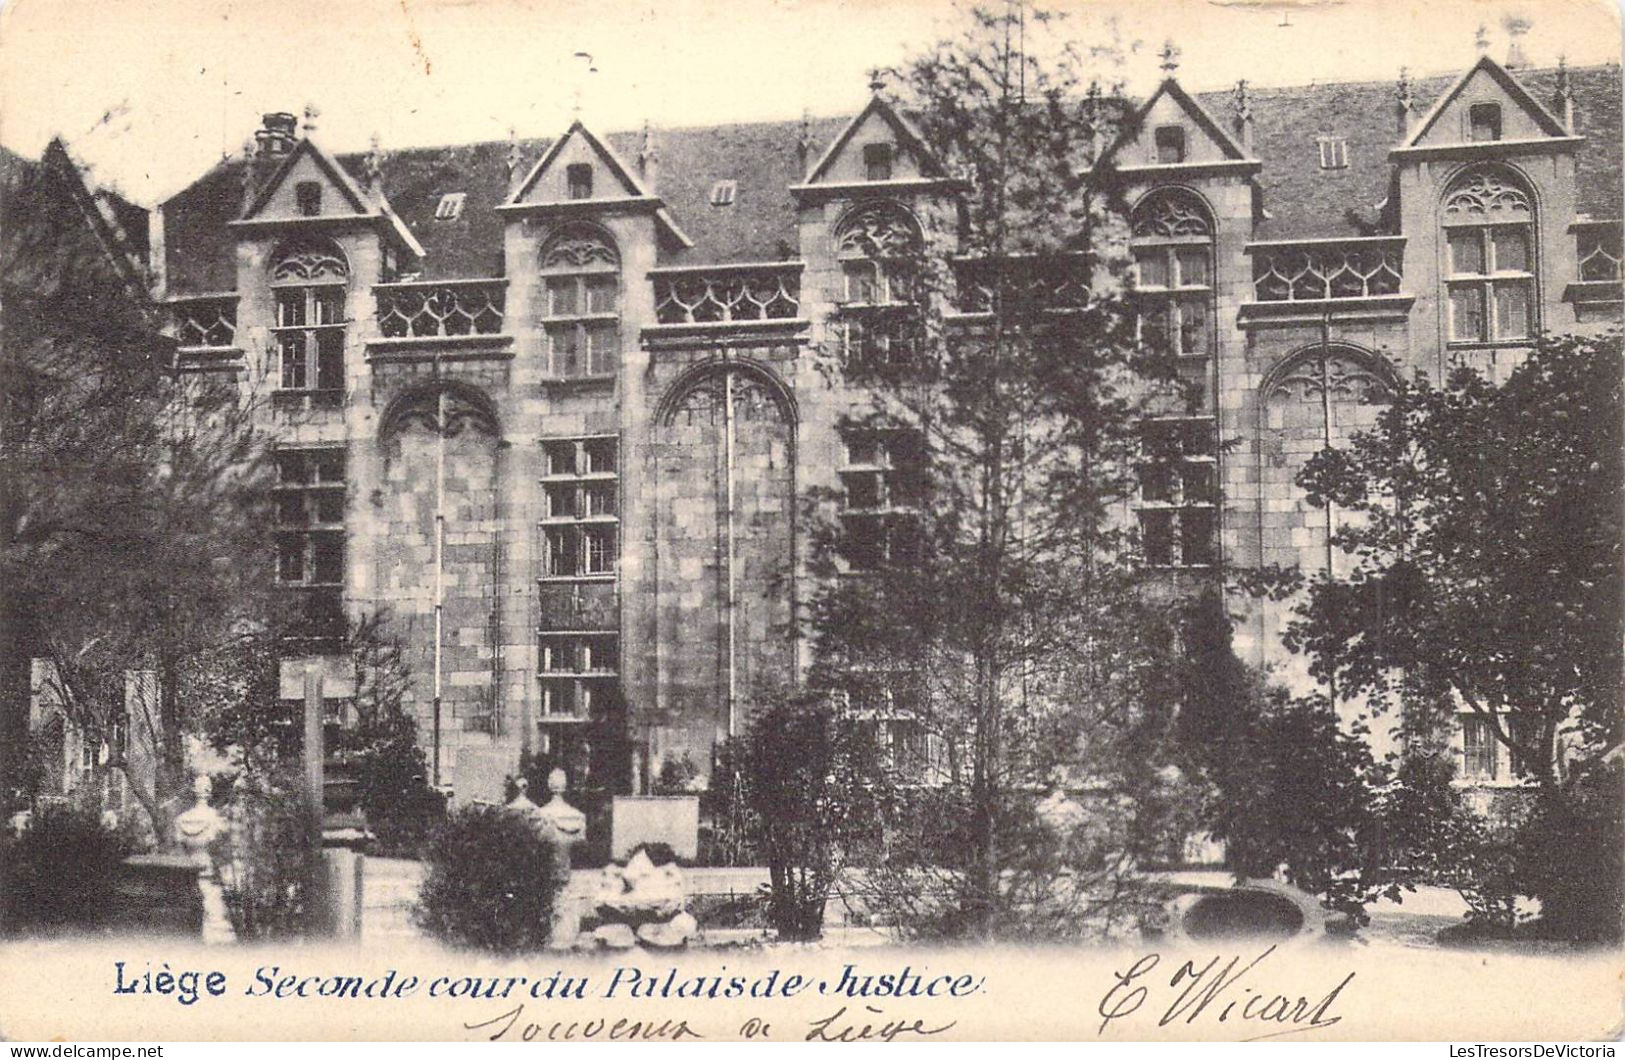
[432, 356, 447, 786]
[722, 356, 738, 739]
[1319, 309, 1338, 706]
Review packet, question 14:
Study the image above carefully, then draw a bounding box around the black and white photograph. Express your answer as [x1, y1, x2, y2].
[0, 0, 1621, 1044]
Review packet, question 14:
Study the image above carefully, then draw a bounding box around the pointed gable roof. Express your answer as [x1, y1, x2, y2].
[802, 94, 947, 185]
[1110, 77, 1254, 167]
[1403, 54, 1572, 147]
[236, 136, 424, 257]
[507, 120, 652, 203]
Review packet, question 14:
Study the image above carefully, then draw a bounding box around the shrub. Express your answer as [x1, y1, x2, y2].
[1, 805, 127, 932]
[416, 806, 559, 953]
[1514, 760, 1624, 942]
[215, 775, 319, 940]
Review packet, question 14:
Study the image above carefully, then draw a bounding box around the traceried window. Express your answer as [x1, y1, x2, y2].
[835, 201, 922, 371]
[271, 238, 349, 394]
[1442, 166, 1535, 344]
[540, 436, 618, 578]
[1137, 417, 1217, 568]
[273, 447, 346, 643]
[540, 225, 620, 378]
[1131, 187, 1215, 362]
[840, 427, 924, 570]
[1578, 224, 1623, 282]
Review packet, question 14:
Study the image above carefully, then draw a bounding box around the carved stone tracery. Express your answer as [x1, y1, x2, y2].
[271, 239, 350, 282]
[1443, 167, 1533, 220]
[1131, 189, 1213, 239]
[835, 202, 921, 259]
[542, 226, 620, 270]
[1267, 351, 1391, 404]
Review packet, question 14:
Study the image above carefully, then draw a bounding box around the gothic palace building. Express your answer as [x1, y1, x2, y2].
[151, 53, 1622, 803]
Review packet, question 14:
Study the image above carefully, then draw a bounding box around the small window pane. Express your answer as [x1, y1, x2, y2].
[1462, 717, 1497, 779]
[1176, 249, 1209, 287]
[587, 325, 618, 375]
[549, 325, 583, 376]
[277, 451, 309, 485]
[585, 276, 617, 313]
[1154, 126, 1186, 164]
[276, 290, 307, 328]
[310, 533, 344, 584]
[280, 334, 308, 389]
[545, 442, 577, 477]
[545, 526, 577, 576]
[1137, 252, 1170, 289]
[276, 494, 307, 525]
[548, 278, 579, 316]
[1449, 231, 1485, 275]
[844, 471, 883, 509]
[1468, 103, 1502, 143]
[313, 288, 345, 325]
[584, 438, 616, 475]
[1494, 283, 1532, 339]
[1177, 298, 1209, 356]
[1140, 463, 1174, 504]
[582, 526, 616, 573]
[1492, 228, 1529, 273]
[1182, 462, 1217, 504]
[316, 330, 344, 389]
[1450, 285, 1486, 342]
[1181, 508, 1217, 566]
[844, 261, 879, 303]
[1140, 510, 1174, 566]
[276, 535, 305, 582]
[545, 483, 576, 519]
[313, 490, 344, 524]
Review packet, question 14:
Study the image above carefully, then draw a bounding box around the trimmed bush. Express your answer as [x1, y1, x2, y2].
[415, 806, 559, 953]
[1, 805, 127, 932]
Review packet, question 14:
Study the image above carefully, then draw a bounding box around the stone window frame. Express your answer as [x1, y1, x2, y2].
[1130, 187, 1216, 362]
[539, 435, 619, 581]
[834, 200, 924, 371]
[1441, 164, 1537, 346]
[1134, 416, 1218, 570]
[838, 424, 925, 571]
[270, 238, 350, 394]
[272, 445, 347, 643]
[1466, 101, 1503, 143]
[539, 223, 621, 380]
[863, 142, 895, 182]
[1154, 125, 1187, 164]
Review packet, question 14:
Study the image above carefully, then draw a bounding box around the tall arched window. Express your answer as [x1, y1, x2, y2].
[1130, 187, 1214, 361]
[835, 201, 922, 369]
[540, 224, 620, 379]
[1442, 165, 1535, 344]
[271, 238, 349, 393]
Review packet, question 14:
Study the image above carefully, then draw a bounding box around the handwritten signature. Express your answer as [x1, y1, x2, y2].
[1096, 945, 1355, 1041]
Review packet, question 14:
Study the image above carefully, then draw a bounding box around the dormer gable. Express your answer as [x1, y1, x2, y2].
[1109, 79, 1255, 172]
[800, 94, 948, 187]
[235, 135, 424, 258]
[242, 137, 372, 221]
[1403, 56, 1572, 149]
[507, 121, 652, 206]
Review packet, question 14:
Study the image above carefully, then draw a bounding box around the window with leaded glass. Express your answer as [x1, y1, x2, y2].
[1442, 167, 1536, 344]
[272, 446, 346, 642]
[540, 436, 619, 578]
[1131, 189, 1214, 362]
[270, 239, 349, 393]
[539, 226, 620, 378]
[839, 427, 924, 570]
[1136, 417, 1217, 568]
[835, 201, 922, 371]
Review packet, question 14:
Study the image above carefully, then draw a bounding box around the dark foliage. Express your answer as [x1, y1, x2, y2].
[1513, 760, 1625, 942]
[215, 775, 319, 940]
[0, 806, 128, 932]
[415, 806, 559, 953]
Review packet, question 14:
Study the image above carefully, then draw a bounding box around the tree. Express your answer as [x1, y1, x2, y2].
[805, 3, 1194, 937]
[716, 689, 887, 940]
[1292, 332, 1622, 781]
[1290, 331, 1623, 933]
[1, 141, 277, 837]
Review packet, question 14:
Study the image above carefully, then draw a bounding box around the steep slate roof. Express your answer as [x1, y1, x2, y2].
[159, 64, 1620, 293]
[1195, 63, 1623, 239]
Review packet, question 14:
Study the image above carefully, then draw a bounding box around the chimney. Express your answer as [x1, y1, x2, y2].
[1503, 15, 1532, 70]
[1232, 80, 1254, 154]
[254, 112, 298, 159]
[1555, 56, 1576, 132]
[637, 120, 659, 192]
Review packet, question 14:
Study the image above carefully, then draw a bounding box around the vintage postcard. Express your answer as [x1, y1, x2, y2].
[1, 0, 1621, 1044]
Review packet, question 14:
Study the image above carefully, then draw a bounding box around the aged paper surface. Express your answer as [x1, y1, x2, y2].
[1, 0, 1622, 1043]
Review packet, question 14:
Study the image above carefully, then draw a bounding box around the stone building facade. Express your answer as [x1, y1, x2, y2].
[153, 54, 1622, 803]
